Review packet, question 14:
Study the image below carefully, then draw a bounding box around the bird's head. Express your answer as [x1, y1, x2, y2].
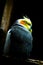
[18, 16, 32, 33]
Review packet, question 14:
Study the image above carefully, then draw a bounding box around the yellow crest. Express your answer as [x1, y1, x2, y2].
[23, 16, 32, 33]
[23, 16, 32, 25]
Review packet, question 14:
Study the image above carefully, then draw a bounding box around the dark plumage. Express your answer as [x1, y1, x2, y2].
[3, 19, 33, 61]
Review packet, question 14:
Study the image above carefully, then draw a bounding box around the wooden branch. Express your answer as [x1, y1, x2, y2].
[1, 0, 13, 33]
[26, 58, 43, 65]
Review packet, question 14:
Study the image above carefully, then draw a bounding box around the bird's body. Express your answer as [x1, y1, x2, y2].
[3, 16, 33, 61]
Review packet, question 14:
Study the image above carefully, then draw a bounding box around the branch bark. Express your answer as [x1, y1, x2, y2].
[1, 0, 13, 33]
[27, 58, 43, 65]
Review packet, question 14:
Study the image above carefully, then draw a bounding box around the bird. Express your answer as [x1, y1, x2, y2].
[3, 16, 33, 61]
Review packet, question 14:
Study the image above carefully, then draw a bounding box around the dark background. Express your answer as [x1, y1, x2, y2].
[0, 0, 43, 62]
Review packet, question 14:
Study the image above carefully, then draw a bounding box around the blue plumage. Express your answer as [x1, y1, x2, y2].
[3, 18, 33, 60]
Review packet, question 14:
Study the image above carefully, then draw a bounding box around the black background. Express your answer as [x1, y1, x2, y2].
[0, 0, 43, 63]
